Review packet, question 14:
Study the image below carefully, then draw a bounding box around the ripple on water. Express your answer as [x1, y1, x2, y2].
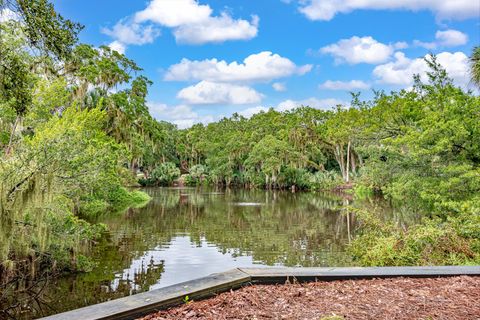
[232, 202, 263, 206]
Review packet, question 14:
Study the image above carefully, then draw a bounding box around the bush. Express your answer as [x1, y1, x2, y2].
[80, 186, 150, 217]
[149, 162, 180, 186]
[278, 167, 312, 190]
[184, 164, 209, 186]
[349, 209, 480, 266]
[308, 170, 343, 190]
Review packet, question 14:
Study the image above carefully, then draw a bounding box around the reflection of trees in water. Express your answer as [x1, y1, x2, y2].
[1, 255, 165, 319]
[127, 188, 358, 267]
[5, 187, 410, 319]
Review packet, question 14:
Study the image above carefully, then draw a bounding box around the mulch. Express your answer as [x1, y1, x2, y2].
[140, 276, 480, 320]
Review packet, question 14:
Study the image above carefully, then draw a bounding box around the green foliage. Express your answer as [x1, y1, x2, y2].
[15, 0, 83, 59]
[0, 23, 35, 118]
[278, 167, 312, 190]
[0, 0, 171, 288]
[0, 107, 150, 276]
[308, 171, 344, 191]
[184, 164, 209, 186]
[175, 109, 334, 189]
[149, 162, 181, 186]
[1, 0, 480, 282]
[349, 210, 480, 266]
[170, 54, 480, 267]
[349, 56, 480, 266]
[470, 46, 480, 87]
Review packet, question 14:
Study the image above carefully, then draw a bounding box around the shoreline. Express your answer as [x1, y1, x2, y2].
[40, 266, 480, 320]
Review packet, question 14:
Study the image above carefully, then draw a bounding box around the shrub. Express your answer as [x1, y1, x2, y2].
[150, 162, 180, 186]
[278, 167, 312, 190]
[308, 171, 343, 190]
[349, 209, 480, 266]
[184, 164, 209, 186]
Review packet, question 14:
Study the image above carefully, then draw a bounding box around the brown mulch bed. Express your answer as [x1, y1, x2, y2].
[140, 276, 480, 320]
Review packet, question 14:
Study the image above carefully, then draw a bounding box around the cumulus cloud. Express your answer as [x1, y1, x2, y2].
[165, 51, 312, 82]
[108, 41, 127, 54]
[173, 14, 259, 44]
[272, 82, 287, 92]
[134, 0, 258, 44]
[102, 19, 160, 45]
[436, 30, 468, 46]
[101, 18, 161, 53]
[148, 102, 215, 129]
[414, 29, 469, 49]
[297, 0, 480, 21]
[135, 0, 212, 27]
[320, 36, 401, 64]
[177, 81, 263, 105]
[276, 97, 346, 112]
[373, 51, 470, 86]
[319, 80, 370, 90]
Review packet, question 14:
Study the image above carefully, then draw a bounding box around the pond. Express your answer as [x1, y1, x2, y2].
[6, 187, 411, 319]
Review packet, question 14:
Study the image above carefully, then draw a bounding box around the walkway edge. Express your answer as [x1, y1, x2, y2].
[240, 265, 480, 283]
[40, 268, 250, 320]
[40, 266, 480, 320]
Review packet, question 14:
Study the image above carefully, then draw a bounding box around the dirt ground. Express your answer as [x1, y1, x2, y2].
[140, 276, 480, 320]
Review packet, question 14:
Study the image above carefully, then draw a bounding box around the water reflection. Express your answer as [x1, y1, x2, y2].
[4, 187, 407, 319]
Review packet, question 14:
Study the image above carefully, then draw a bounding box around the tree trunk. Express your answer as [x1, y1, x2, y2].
[334, 144, 347, 182]
[5, 115, 20, 156]
[350, 149, 357, 175]
[346, 141, 351, 183]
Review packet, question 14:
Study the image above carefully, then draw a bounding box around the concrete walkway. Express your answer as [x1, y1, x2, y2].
[41, 266, 480, 320]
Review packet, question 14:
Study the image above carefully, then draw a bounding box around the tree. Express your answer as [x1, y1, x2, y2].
[1, 0, 83, 60]
[0, 23, 36, 154]
[470, 46, 480, 88]
[320, 106, 364, 183]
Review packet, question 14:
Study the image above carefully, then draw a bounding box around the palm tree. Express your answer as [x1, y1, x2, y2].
[470, 46, 480, 87]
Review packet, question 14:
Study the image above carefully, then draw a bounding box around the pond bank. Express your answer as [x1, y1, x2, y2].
[142, 275, 480, 320]
[40, 266, 480, 320]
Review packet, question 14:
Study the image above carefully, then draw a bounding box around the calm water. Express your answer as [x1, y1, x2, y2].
[7, 187, 410, 319]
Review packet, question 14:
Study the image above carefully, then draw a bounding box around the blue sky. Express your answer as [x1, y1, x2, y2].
[52, 0, 479, 128]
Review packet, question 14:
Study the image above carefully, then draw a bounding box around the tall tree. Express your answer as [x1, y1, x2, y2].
[470, 46, 480, 88]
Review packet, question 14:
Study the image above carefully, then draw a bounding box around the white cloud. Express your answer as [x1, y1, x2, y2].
[177, 81, 263, 105]
[320, 36, 396, 64]
[272, 82, 287, 92]
[0, 8, 19, 22]
[173, 14, 259, 44]
[414, 29, 469, 49]
[108, 41, 127, 54]
[276, 98, 346, 112]
[148, 102, 215, 129]
[135, 0, 212, 27]
[297, 0, 480, 21]
[134, 0, 258, 44]
[101, 18, 161, 53]
[413, 40, 437, 50]
[102, 19, 160, 45]
[373, 51, 470, 86]
[436, 30, 468, 46]
[393, 42, 409, 50]
[165, 51, 312, 82]
[238, 106, 269, 118]
[319, 80, 370, 90]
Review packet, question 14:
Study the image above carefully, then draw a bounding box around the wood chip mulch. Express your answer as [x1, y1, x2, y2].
[140, 276, 480, 320]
